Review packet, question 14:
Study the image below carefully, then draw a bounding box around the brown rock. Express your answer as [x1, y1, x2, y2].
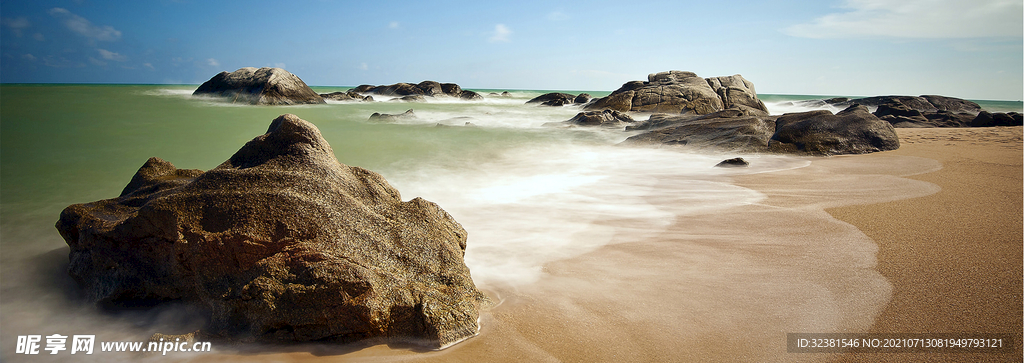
[55, 114, 486, 349]
[193, 67, 325, 105]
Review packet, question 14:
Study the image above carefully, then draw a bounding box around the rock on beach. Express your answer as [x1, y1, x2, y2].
[55, 114, 486, 349]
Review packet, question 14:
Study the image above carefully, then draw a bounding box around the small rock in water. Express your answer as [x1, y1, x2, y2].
[715, 157, 750, 168]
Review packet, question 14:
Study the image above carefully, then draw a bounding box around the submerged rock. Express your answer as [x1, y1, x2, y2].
[55, 114, 486, 349]
[193, 67, 325, 105]
[369, 109, 417, 122]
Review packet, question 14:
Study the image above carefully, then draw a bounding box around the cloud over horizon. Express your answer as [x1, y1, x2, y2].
[47, 8, 122, 42]
[785, 0, 1023, 39]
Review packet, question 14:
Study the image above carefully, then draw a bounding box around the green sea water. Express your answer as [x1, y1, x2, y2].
[0, 84, 1017, 360]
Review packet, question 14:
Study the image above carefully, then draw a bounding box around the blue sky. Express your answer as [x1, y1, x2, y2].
[1, 0, 1021, 100]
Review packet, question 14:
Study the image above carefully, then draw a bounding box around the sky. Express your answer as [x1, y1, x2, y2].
[1, 0, 1021, 100]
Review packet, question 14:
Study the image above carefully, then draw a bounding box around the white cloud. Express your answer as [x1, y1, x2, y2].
[359, 62, 369, 70]
[97, 49, 126, 61]
[785, 0, 1023, 39]
[2, 17, 30, 37]
[144, 63, 155, 70]
[207, 58, 220, 67]
[271, 62, 286, 69]
[389, 21, 400, 29]
[48, 8, 121, 42]
[489, 24, 512, 43]
[22, 54, 36, 61]
[88, 57, 106, 66]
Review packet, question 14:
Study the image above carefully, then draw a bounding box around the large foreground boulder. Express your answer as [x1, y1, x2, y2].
[56, 114, 486, 348]
[193, 67, 325, 105]
[585, 71, 769, 116]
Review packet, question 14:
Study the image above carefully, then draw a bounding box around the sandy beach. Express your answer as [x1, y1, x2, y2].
[831, 127, 1023, 362]
[207, 126, 1022, 362]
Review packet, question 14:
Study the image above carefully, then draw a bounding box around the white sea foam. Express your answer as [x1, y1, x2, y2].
[383, 143, 809, 287]
[763, 99, 844, 115]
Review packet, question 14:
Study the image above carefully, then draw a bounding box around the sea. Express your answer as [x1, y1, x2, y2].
[0, 84, 1020, 361]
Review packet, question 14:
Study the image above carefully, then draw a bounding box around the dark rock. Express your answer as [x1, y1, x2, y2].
[574, 93, 592, 104]
[55, 114, 486, 348]
[416, 81, 445, 97]
[540, 97, 573, 106]
[625, 108, 755, 131]
[823, 97, 851, 104]
[350, 85, 376, 93]
[922, 111, 975, 127]
[715, 158, 749, 168]
[440, 83, 462, 96]
[459, 90, 483, 101]
[770, 105, 900, 155]
[875, 103, 924, 118]
[836, 95, 982, 116]
[369, 109, 417, 122]
[320, 91, 374, 102]
[357, 81, 481, 100]
[526, 93, 576, 105]
[193, 67, 325, 105]
[971, 111, 1024, 127]
[586, 71, 767, 115]
[873, 99, 978, 127]
[622, 111, 776, 151]
[391, 95, 426, 102]
[552, 110, 637, 128]
[488, 91, 512, 97]
[921, 95, 983, 114]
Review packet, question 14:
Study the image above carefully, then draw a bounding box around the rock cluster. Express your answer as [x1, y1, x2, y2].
[620, 105, 899, 155]
[56, 114, 486, 349]
[819, 95, 1021, 128]
[193, 67, 325, 105]
[584, 71, 768, 116]
[526, 92, 592, 106]
[351, 81, 483, 101]
[321, 91, 374, 102]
